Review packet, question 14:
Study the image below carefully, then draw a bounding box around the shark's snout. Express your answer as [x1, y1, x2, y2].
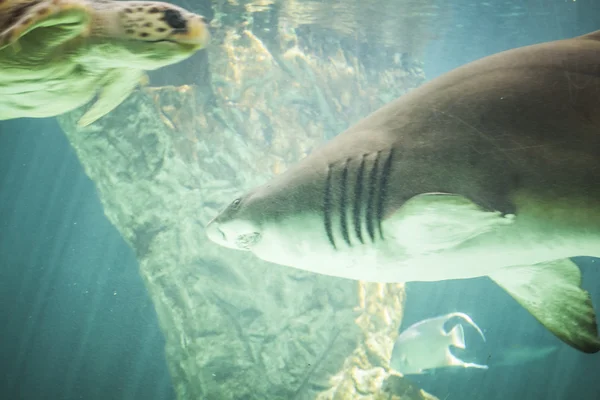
[205, 219, 229, 247]
[205, 217, 260, 251]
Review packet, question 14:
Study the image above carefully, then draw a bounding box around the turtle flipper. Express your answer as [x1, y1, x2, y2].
[0, 0, 92, 50]
[77, 68, 145, 127]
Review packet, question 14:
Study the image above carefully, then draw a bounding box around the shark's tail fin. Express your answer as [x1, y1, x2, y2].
[489, 258, 600, 354]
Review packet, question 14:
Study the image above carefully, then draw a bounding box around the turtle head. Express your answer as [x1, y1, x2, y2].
[89, 1, 210, 69]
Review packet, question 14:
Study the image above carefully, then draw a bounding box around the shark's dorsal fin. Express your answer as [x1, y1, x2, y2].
[577, 30, 600, 42]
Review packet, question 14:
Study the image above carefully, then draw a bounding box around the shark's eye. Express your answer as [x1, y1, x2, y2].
[231, 197, 242, 210]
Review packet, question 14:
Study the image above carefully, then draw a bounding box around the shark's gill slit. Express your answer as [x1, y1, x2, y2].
[323, 164, 337, 249]
[353, 155, 367, 244]
[365, 151, 382, 243]
[376, 149, 394, 239]
[339, 159, 352, 247]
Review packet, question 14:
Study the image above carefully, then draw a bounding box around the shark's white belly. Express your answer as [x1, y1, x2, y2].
[252, 208, 600, 283]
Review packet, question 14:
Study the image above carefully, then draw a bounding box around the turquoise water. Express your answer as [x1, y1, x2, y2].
[0, 119, 175, 400]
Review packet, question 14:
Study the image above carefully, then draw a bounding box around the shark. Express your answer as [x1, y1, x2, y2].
[489, 345, 558, 367]
[205, 30, 600, 354]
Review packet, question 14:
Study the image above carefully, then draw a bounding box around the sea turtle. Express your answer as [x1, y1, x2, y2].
[0, 0, 210, 127]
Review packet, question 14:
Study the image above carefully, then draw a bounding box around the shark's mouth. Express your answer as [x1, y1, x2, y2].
[235, 232, 261, 249]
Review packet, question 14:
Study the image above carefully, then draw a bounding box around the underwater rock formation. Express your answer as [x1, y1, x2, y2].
[58, 1, 438, 399]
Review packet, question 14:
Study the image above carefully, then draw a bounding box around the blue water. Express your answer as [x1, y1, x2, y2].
[0, 119, 175, 400]
[423, 0, 599, 80]
[1, 0, 600, 399]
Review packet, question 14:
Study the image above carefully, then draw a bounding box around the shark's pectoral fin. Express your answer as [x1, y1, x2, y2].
[77, 68, 144, 127]
[390, 193, 514, 255]
[489, 259, 600, 354]
[445, 348, 489, 370]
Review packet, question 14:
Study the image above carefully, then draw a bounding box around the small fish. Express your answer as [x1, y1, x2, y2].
[389, 312, 487, 375]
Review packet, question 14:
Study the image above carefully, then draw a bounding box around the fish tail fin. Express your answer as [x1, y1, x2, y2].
[448, 323, 466, 349]
[489, 259, 600, 354]
[445, 349, 488, 370]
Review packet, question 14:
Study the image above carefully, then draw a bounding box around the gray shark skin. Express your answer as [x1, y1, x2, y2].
[205, 30, 600, 353]
[490, 345, 558, 367]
